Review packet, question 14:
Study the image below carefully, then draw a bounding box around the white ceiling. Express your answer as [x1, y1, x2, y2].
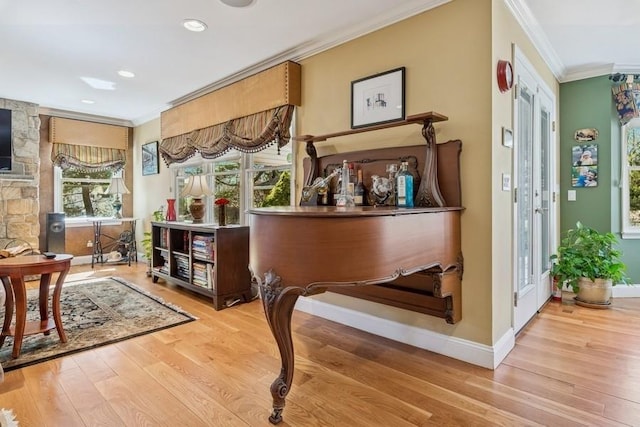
[1, 0, 639, 126]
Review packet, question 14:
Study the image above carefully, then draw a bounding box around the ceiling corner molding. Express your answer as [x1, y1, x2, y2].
[170, 0, 451, 108]
[613, 64, 640, 75]
[561, 64, 615, 83]
[504, 0, 565, 80]
[38, 107, 133, 127]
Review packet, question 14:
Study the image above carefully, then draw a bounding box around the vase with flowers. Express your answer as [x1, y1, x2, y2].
[215, 198, 230, 226]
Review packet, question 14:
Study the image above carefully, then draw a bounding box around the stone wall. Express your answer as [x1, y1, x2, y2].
[0, 98, 40, 250]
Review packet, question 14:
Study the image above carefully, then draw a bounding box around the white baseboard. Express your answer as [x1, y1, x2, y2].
[71, 255, 93, 265]
[294, 298, 514, 370]
[613, 284, 640, 298]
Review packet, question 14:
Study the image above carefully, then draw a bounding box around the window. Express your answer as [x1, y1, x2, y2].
[622, 118, 640, 237]
[54, 167, 122, 220]
[172, 142, 293, 224]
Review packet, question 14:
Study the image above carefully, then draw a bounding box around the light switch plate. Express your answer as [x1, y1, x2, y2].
[502, 173, 511, 191]
[568, 190, 576, 201]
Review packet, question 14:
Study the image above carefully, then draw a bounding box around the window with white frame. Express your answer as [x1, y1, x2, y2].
[54, 167, 123, 220]
[622, 117, 640, 237]
[172, 142, 293, 225]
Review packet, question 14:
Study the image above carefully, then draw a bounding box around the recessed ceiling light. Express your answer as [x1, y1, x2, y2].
[183, 19, 208, 32]
[219, 0, 255, 7]
[118, 70, 135, 78]
[81, 99, 95, 104]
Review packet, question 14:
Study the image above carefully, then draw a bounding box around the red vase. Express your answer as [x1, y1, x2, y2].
[166, 198, 177, 221]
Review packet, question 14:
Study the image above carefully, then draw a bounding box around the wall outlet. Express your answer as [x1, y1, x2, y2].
[86, 240, 93, 247]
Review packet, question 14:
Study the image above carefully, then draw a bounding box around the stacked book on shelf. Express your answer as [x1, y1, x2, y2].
[174, 253, 190, 281]
[192, 234, 215, 261]
[158, 228, 169, 249]
[156, 253, 169, 275]
[192, 261, 214, 289]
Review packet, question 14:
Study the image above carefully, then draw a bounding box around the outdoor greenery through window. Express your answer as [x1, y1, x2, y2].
[173, 142, 293, 225]
[623, 117, 640, 236]
[58, 168, 121, 218]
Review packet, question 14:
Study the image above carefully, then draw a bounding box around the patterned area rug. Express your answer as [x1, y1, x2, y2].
[0, 276, 196, 372]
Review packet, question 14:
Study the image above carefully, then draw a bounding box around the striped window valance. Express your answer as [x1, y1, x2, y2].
[51, 142, 126, 171]
[159, 105, 294, 165]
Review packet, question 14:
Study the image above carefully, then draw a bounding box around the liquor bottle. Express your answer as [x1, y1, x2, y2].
[396, 161, 414, 207]
[354, 168, 367, 206]
[348, 163, 356, 197]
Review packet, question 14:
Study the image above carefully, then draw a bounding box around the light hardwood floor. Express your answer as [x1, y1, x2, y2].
[1, 262, 639, 426]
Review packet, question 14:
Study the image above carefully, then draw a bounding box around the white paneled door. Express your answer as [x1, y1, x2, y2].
[513, 47, 556, 333]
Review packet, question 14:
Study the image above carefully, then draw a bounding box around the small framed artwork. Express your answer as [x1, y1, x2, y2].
[502, 127, 513, 148]
[351, 67, 405, 129]
[571, 144, 598, 187]
[142, 141, 159, 176]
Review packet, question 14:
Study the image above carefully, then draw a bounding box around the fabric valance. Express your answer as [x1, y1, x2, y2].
[159, 105, 294, 165]
[49, 117, 128, 149]
[612, 82, 640, 125]
[51, 142, 126, 171]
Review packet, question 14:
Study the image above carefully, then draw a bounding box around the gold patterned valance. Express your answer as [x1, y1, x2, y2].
[159, 61, 300, 165]
[51, 142, 126, 171]
[161, 61, 301, 141]
[159, 105, 294, 165]
[50, 117, 128, 149]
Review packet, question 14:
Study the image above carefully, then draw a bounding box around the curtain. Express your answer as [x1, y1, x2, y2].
[612, 83, 640, 125]
[159, 105, 294, 165]
[51, 142, 126, 171]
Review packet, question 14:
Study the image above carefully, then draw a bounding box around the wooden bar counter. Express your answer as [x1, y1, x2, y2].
[249, 205, 463, 424]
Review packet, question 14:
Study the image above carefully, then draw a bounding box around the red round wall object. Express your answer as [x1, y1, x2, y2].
[497, 60, 514, 93]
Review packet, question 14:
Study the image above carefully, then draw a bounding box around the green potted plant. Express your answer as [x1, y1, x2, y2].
[550, 221, 628, 307]
[141, 208, 165, 277]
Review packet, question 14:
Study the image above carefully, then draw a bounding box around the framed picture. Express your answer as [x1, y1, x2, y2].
[142, 141, 159, 176]
[502, 127, 513, 148]
[571, 144, 598, 187]
[351, 67, 405, 129]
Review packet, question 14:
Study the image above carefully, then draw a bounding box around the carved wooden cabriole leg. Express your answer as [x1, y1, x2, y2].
[256, 269, 326, 424]
[0, 276, 12, 348]
[415, 119, 446, 208]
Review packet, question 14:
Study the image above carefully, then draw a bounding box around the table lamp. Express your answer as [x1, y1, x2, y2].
[181, 175, 212, 223]
[106, 177, 130, 218]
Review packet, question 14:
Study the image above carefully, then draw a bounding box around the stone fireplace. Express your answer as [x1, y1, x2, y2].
[0, 98, 40, 250]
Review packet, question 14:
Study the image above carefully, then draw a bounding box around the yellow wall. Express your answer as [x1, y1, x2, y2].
[132, 117, 171, 243]
[297, 0, 494, 344]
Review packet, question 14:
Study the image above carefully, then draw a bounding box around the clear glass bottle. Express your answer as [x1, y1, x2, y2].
[396, 161, 414, 207]
[336, 160, 355, 207]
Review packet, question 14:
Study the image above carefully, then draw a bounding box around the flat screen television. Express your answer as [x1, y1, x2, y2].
[0, 108, 11, 171]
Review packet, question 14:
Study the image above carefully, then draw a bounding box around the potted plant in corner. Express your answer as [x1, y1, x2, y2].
[141, 208, 165, 277]
[550, 221, 628, 308]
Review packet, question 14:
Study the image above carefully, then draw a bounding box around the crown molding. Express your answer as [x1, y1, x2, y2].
[561, 64, 615, 83]
[504, 0, 565, 81]
[170, 0, 451, 107]
[38, 106, 133, 127]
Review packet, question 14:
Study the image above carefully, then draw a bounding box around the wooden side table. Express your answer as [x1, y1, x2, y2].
[0, 254, 73, 358]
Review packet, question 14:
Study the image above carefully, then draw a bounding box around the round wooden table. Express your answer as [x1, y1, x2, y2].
[0, 254, 73, 358]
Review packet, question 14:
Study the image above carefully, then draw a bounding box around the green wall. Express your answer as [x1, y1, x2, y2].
[560, 75, 640, 283]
